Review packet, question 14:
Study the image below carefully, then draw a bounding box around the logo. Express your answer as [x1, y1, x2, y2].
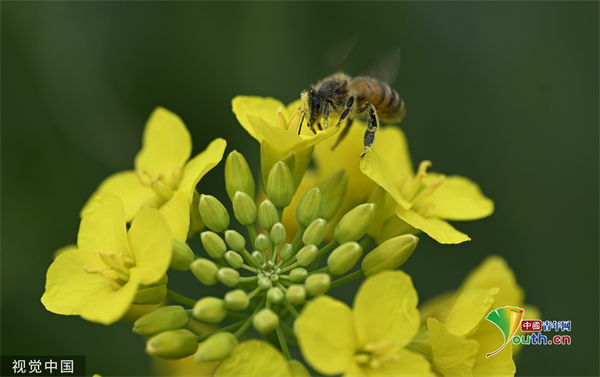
[485, 306, 524, 358]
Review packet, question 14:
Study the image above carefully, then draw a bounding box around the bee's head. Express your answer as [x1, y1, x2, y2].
[300, 88, 322, 133]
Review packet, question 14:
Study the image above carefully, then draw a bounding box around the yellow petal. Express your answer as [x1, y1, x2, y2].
[469, 320, 516, 377]
[214, 340, 291, 377]
[153, 354, 218, 377]
[78, 194, 132, 258]
[459, 256, 524, 308]
[428, 318, 479, 377]
[353, 271, 419, 349]
[295, 296, 358, 375]
[513, 304, 542, 355]
[359, 126, 414, 209]
[159, 191, 190, 242]
[81, 170, 157, 221]
[420, 174, 494, 221]
[396, 206, 470, 244]
[444, 288, 500, 337]
[232, 96, 284, 142]
[128, 206, 171, 285]
[178, 138, 227, 204]
[134, 107, 192, 186]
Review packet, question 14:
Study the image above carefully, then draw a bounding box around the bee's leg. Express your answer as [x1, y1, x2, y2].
[359, 102, 379, 159]
[335, 96, 354, 127]
[323, 102, 331, 129]
[330, 117, 353, 151]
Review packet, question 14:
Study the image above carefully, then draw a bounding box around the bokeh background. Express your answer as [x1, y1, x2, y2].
[3, 2, 598, 376]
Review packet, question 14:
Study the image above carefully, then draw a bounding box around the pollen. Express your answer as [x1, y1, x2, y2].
[84, 250, 135, 290]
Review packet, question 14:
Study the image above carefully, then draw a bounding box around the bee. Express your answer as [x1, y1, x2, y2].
[299, 49, 405, 158]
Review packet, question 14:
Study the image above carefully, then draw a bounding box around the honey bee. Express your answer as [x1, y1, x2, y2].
[299, 49, 405, 158]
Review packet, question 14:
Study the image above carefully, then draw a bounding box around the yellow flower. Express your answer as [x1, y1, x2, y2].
[360, 125, 494, 244]
[42, 193, 172, 325]
[295, 271, 434, 376]
[82, 107, 226, 241]
[214, 340, 301, 377]
[418, 256, 540, 376]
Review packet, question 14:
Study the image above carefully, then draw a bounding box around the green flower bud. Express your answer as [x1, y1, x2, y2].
[199, 194, 230, 233]
[195, 332, 238, 363]
[224, 230, 246, 252]
[334, 203, 376, 244]
[170, 239, 195, 271]
[224, 150, 255, 201]
[224, 251, 244, 269]
[258, 276, 272, 290]
[279, 243, 293, 262]
[133, 284, 167, 305]
[232, 191, 257, 226]
[288, 359, 311, 377]
[252, 308, 279, 335]
[302, 218, 327, 246]
[255, 234, 269, 252]
[361, 234, 419, 277]
[305, 273, 331, 296]
[267, 287, 284, 304]
[190, 258, 219, 286]
[286, 285, 306, 305]
[193, 297, 227, 324]
[224, 289, 250, 311]
[296, 245, 318, 267]
[327, 242, 363, 275]
[133, 306, 190, 336]
[289, 268, 308, 283]
[145, 329, 198, 359]
[270, 222, 286, 244]
[251, 251, 264, 265]
[319, 169, 349, 221]
[266, 161, 294, 208]
[200, 231, 226, 259]
[217, 268, 240, 287]
[258, 200, 279, 231]
[295, 187, 323, 227]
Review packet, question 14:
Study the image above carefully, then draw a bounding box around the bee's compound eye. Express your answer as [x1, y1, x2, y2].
[311, 97, 322, 113]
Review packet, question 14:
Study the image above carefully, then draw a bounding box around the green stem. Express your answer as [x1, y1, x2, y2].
[167, 289, 196, 307]
[239, 276, 258, 283]
[239, 247, 257, 268]
[277, 207, 284, 223]
[247, 224, 258, 250]
[197, 321, 245, 342]
[227, 311, 249, 321]
[291, 224, 307, 253]
[330, 269, 364, 289]
[240, 263, 258, 273]
[280, 261, 299, 273]
[317, 239, 339, 258]
[307, 266, 330, 276]
[359, 234, 376, 251]
[281, 298, 299, 318]
[276, 324, 291, 360]
[234, 298, 266, 338]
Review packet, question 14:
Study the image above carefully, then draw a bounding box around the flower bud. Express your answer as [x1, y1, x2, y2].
[302, 218, 327, 246]
[327, 242, 363, 275]
[224, 289, 250, 311]
[200, 231, 226, 259]
[296, 245, 318, 267]
[170, 239, 195, 271]
[224, 150, 255, 201]
[224, 230, 246, 252]
[190, 258, 219, 286]
[267, 287, 284, 304]
[133, 306, 190, 336]
[288, 360, 311, 377]
[193, 297, 227, 324]
[286, 285, 306, 305]
[217, 268, 240, 287]
[266, 161, 294, 208]
[258, 276, 272, 290]
[295, 187, 323, 227]
[270, 222, 286, 244]
[258, 199, 279, 231]
[305, 273, 331, 296]
[199, 194, 230, 233]
[146, 329, 198, 359]
[334, 203, 376, 244]
[361, 234, 419, 277]
[319, 169, 348, 221]
[252, 308, 279, 335]
[251, 250, 264, 265]
[195, 332, 238, 363]
[255, 234, 269, 252]
[232, 191, 257, 226]
[133, 285, 167, 305]
[224, 251, 244, 269]
[279, 243, 293, 262]
[289, 268, 307, 283]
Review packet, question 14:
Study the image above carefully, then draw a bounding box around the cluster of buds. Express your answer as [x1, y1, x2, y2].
[134, 149, 419, 363]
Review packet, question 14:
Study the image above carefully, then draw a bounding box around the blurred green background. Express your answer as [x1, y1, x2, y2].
[3, 2, 598, 376]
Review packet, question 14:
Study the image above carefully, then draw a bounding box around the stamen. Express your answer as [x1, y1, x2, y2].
[107, 280, 123, 290]
[287, 109, 302, 135]
[108, 252, 125, 269]
[354, 354, 369, 365]
[276, 107, 288, 130]
[94, 250, 112, 266]
[171, 165, 183, 188]
[407, 160, 432, 201]
[84, 266, 102, 274]
[99, 269, 119, 280]
[369, 359, 381, 369]
[412, 175, 446, 207]
[120, 254, 136, 266]
[150, 174, 174, 201]
[136, 169, 154, 187]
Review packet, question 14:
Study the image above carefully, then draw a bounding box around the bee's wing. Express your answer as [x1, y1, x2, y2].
[358, 47, 401, 84]
[325, 35, 358, 73]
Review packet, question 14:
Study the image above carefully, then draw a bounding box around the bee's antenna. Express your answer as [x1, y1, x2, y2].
[298, 112, 306, 135]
